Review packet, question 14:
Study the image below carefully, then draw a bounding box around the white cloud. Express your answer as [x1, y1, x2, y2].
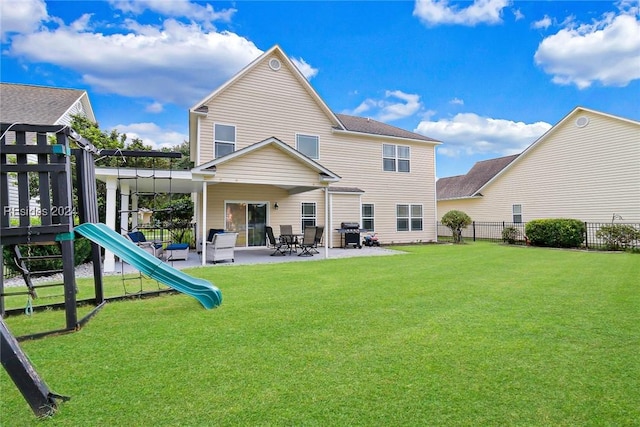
[532, 15, 552, 30]
[0, 0, 48, 41]
[415, 112, 551, 157]
[146, 102, 164, 113]
[534, 12, 640, 88]
[292, 57, 319, 80]
[110, 0, 236, 27]
[449, 97, 464, 105]
[347, 90, 423, 122]
[114, 122, 187, 150]
[512, 8, 524, 21]
[413, 0, 510, 26]
[7, 15, 264, 107]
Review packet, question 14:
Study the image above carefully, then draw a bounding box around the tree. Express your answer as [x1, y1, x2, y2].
[153, 196, 194, 243]
[441, 210, 472, 243]
[67, 114, 192, 226]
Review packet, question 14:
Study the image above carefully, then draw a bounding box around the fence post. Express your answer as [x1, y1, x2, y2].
[473, 221, 476, 242]
[584, 222, 588, 249]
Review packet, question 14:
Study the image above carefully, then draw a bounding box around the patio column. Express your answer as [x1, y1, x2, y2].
[104, 177, 117, 273]
[324, 187, 329, 258]
[120, 182, 129, 234]
[201, 181, 207, 266]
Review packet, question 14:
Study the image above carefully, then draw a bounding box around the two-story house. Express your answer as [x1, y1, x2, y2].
[189, 45, 441, 255]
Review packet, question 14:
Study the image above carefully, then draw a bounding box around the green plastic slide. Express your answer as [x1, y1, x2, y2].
[75, 223, 222, 309]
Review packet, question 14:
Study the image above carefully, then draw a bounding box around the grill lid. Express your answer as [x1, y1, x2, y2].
[341, 222, 360, 229]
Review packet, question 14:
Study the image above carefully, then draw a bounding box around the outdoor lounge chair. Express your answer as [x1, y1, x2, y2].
[298, 226, 317, 257]
[206, 232, 238, 264]
[311, 225, 324, 254]
[126, 231, 164, 258]
[266, 226, 287, 256]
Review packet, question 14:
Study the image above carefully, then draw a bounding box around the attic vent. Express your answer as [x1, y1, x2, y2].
[269, 58, 281, 71]
[576, 116, 589, 128]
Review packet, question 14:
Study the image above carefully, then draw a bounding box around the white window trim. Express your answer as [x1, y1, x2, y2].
[295, 133, 320, 160]
[214, 122, 236, 158]
[361, 203, 375, 232]
[512, 204, 523, 223]
[396, 203, 423, 232]
[301, 202, 317, 230]
[383, 144, 411, 173]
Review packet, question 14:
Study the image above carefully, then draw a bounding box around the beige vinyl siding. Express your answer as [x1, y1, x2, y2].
[437, 110, 640, 223]
[325, 136, 438, 244]
[198, 53, 338, 164]
[212, 145, 324, 188]
[330, 193, 362, 247]
[202, 184, 327, 245]
[196, 52, 439, 244]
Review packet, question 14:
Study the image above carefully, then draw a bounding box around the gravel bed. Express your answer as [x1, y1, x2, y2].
[3, 262, 116, 288]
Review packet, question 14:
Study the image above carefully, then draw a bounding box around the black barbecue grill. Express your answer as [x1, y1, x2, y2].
[336, 222, 363, 248]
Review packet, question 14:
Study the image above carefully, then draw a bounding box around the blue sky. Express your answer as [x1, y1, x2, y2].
[1, 0, 639, 178]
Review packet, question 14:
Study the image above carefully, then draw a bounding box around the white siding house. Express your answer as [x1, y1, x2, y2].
[0, 83, 96, 217]
[437, 107, 640, 223]
[190, 45, 441, 251]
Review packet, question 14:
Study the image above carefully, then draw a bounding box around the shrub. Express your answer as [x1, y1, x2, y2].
[596, 224, 640, 251]
[525, 218, 585, 248]
[441, 210, 472, 243]
[502, 226, 521, 244]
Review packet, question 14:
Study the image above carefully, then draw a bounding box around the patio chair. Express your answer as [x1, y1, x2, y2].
[197, 228, 225, 253]
[265, 226, 287, 256]
[206, 232, 238, 264]
[126, 231, 164, 258]
[298, 226, 317, 257]
[311, 225, 324, 254]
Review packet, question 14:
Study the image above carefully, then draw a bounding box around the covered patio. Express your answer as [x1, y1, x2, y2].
[95, 138, 345, 273]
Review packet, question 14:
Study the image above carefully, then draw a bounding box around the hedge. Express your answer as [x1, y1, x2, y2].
[525, 218, 586, 248]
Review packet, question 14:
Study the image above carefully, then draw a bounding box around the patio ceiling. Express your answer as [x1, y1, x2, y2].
[95, 168, 200, 193]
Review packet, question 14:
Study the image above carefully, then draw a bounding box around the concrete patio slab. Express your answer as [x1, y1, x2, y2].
[114, 246, 405, 274]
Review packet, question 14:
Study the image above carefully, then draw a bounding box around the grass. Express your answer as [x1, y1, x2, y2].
[1, 243, 638, 426]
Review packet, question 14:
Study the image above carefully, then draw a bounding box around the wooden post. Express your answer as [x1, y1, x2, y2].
[0, 319, 68, 417]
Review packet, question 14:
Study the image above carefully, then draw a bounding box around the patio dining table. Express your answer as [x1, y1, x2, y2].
[280, 233, 302, 255]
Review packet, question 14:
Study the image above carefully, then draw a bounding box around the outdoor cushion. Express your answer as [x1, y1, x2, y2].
[127, 231, 146, 243]
[166, 243, 189, 251]
[207, 229, 225, 242]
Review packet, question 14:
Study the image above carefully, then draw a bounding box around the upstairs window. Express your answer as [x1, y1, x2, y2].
[513, 204, 522, 223]
[214, 123, 235, 158]
[362, 204, 375, 231]
[296, 134, 319, 159]
[383, 144, 410, 172]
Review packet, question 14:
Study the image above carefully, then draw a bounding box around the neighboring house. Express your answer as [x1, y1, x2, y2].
[0, 83, 96, 216]
[437, 107, 640, 223]
[189, 45, 441, 250]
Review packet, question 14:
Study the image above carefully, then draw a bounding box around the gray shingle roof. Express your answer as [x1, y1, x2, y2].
[437, 154, 519, 200]
[0, 83, 86, 125]
[336, 114, 439, 143]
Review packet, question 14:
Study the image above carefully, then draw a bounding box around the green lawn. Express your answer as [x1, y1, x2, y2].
[1, 243, 638, 426]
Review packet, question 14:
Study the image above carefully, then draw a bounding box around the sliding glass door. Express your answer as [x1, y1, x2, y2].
[225, 202, 267, 247]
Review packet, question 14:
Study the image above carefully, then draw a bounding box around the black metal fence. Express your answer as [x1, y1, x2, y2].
[437, 221, 640, 250]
